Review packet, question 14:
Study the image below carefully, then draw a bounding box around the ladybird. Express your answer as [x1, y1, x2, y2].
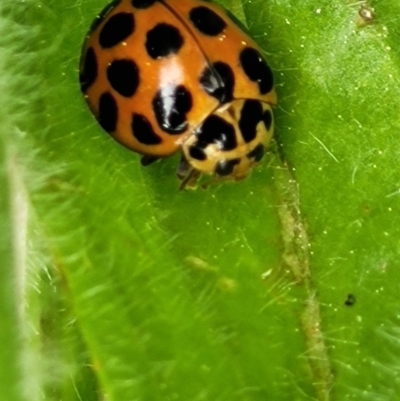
[79, 0, 276, 188]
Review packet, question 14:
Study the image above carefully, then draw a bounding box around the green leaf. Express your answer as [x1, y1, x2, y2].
[2, 0, 400, 400]
[0, 98, 24, 401]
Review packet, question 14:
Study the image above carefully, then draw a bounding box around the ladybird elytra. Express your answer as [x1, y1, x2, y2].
[79, 0, 276, 187]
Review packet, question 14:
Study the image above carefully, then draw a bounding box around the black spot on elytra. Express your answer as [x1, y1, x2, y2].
[189, 6, 227, 36]
[145, 23, 184, 59]
[239, 47, 274, 95]
[263, 109, 273, 131]
[195, 115, 237, 151]
[89, 0, 122, 34]
[107, 59, 139, 97]
[215, 158, 240, 176]
[131, 114, 162, 145]
[152, 85, 192, 134]
[189, 146, 206, 161]
[79, 47, 98, 93]
[99, 12, 135, 48]
[131, 0, 157, 9]
[98, 92, 118, 132]
[199, 62, 234, 103]
[239, 99, 263, 143]
[247, 144, 264, 162]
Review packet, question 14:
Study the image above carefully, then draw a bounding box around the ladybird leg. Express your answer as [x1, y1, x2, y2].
[200, 180, 212, 190]
[176, 156, 200, 190]
[176, 155, 191, 180]
[179, 169, 201, 190]
[141, 155, 159, 166]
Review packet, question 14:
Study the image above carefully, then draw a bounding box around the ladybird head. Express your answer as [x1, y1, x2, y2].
[182, 99, 273, 181]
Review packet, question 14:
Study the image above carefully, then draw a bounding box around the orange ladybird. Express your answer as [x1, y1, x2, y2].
[79, 0, 276, 188]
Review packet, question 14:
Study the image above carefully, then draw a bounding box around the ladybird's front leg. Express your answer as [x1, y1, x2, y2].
[176, 155, 201, 190]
